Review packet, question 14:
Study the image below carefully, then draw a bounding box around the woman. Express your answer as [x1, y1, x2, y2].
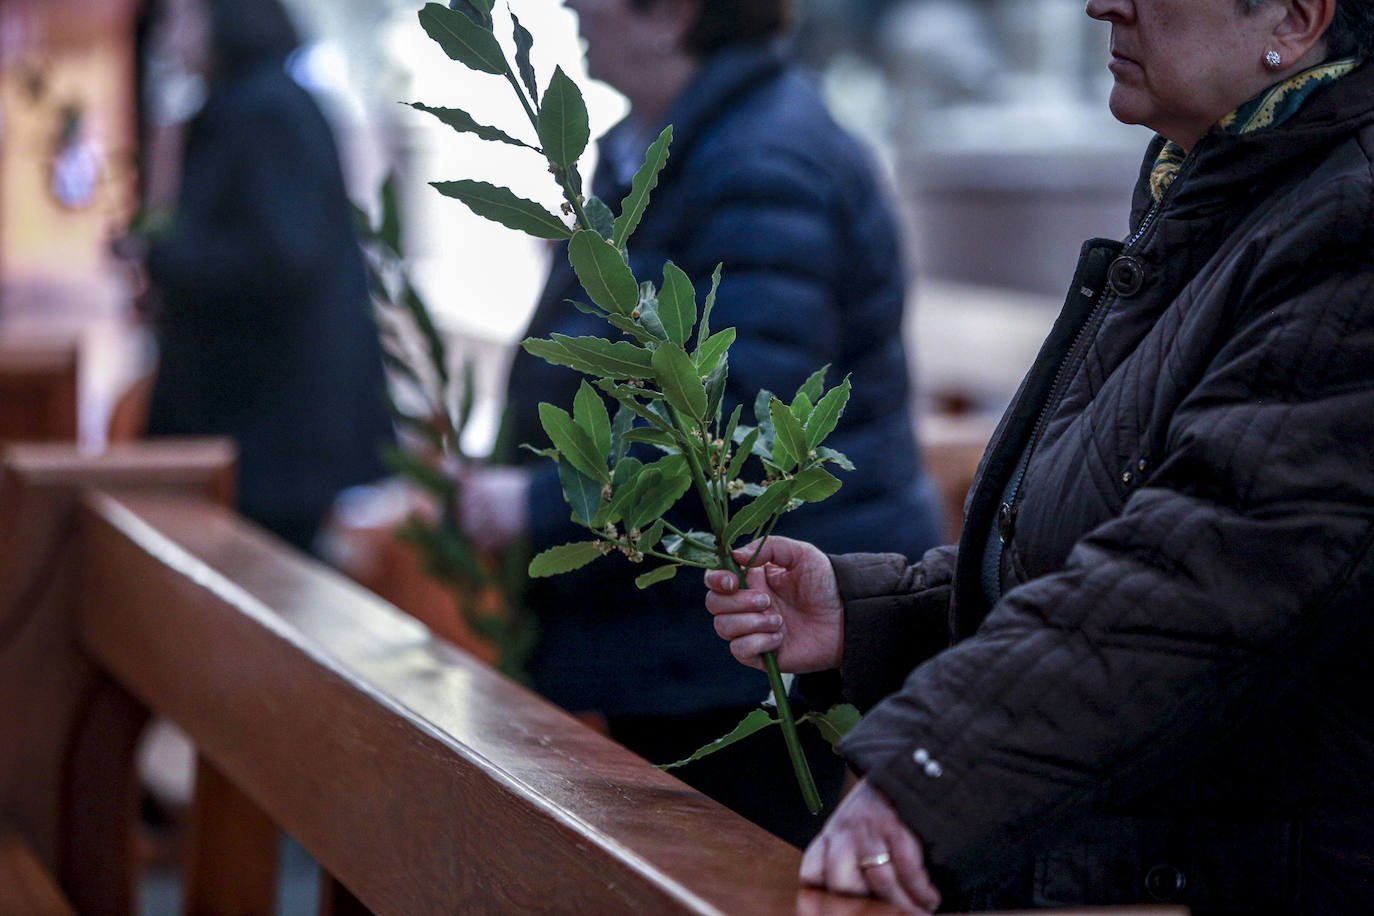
[706, 0, 1374, 910]
[459, 0, 943, 847]
[138, 0, 394, 553]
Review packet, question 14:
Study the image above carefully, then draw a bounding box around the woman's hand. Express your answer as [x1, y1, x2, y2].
[801, 779, 941, 914]
[703, 536, 844, 673]
[457, 466, 531, 553]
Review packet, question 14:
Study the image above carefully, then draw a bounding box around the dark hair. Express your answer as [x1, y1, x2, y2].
[1241, 0, 1374, 60]
[630, 0, 791, 56]
[205, 0, 300, 69]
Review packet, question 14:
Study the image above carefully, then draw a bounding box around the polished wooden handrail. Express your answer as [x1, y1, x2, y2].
[1, 443, 1186, 915]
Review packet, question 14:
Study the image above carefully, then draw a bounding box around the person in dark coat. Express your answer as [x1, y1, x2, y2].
[458, 0, 942, 847]
[138, 0, 394, 553]
[707, 0, 1374, 911]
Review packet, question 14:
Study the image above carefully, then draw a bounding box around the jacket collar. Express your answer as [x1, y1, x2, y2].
[1129, 58, 1374, 226]
[595, 43, 787, 197]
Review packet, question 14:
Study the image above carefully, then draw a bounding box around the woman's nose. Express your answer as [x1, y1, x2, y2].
[1085, 0, 1132, 23]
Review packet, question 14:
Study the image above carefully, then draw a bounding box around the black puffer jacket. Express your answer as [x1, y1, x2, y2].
[830, 62, 1374, 913]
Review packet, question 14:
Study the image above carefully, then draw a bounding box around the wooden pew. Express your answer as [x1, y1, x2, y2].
[0, 442, 1186, 916]
[0, 335, 79, 446]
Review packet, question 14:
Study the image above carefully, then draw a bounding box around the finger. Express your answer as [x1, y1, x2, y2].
[822, 833, 869, 897]
[734, 535, 808, 571]
[888, 832, 941, 912]
[702, 569, 739, 594]
[728, 632, 781, 666]
[712, 611, 782, 641]
[704, 587, 771, 616]
[859, 862, 926, 914]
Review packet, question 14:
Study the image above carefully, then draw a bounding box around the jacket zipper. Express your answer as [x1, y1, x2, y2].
[984, 190, 1170, 603]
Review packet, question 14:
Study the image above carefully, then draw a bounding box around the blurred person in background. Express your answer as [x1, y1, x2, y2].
[122, 0, 394, 554]
[458, 0, 943, 848]
[705, 0, 1374, 911]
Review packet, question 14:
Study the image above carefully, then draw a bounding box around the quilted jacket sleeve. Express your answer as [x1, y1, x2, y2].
[838, 178, 1374, 886]
[829, 545, 958, 711]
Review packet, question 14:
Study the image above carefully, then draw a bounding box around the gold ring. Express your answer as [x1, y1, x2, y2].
[858, 851, 891, 869]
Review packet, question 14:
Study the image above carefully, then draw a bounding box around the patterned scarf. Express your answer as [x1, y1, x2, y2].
[1149, 57, 1360, 202]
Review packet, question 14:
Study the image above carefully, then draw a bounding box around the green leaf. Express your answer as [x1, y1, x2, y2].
[447, 0, 493, 30]
[652, 343, 708, 419]
[584, 196, 616, 241]
[519, 443, 559, 461]
[727, 427, 759, 480]
[753, 388, 776, 428]
[408, 103, 534, 149]
[510, 12, 538, 102]
[816, 446, 855, 471]
[694, 328, 735, 374]
[382, 447, 455, 501]
[791, 467, 842, 503]
[657, 708, 776, 770]
[637, 518, 666, 553]
[573, 380, 612, 459]
[558, 460, 602, 525]
[455, 357, 477, 437]
[724, 480, 794, 547]
[795, 365, 830, 406]
[635, 564, 679, 589]
[802, 703, 861, 747]
[419, 3, 506, 74]
[722, 404, 743, 454]
[401, 285, 448, 388]
[613, 125, 672, 248]
[620, 455, 692, 530]
[397, 516, 486, 588]
[620, 427, 679, 451]
[599, 456, 644, 525]
[379, 173, 402, 253]
[432, 180, 570, 239]
[538, 402, 609, 483]
[605, 311, 659, 345]
[538, 66, 590, 170]
[657, 262, 696, 346]
[791, 391, 814, 424]
[522, 334, 653, 379]
[770, 397, 808, 473]
[610, 404, 635, 464]
[635, 296, 667, 340]
[704, 352, 728, 421]
[568, 230, 639, 315]
[662, 530, 718, 565]
[806, 375, 852, 449]
[698, 263, 723, 348]
[528, 541, 603, 577]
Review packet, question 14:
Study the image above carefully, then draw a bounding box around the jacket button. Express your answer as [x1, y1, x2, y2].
[1108, 255, 1146, 297]
[996, 501, 1015, 543]
[913, 748, 930, 765]
[1143, 863, 1186, 902]
[1121, 469, 1134, 485]
[1137, 458, 1149, 473]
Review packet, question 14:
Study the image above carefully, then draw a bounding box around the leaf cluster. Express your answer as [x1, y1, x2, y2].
[354, 172, 534, 681]
[411, 0, 858, 807]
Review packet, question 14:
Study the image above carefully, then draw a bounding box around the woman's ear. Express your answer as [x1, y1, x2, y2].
[647, 0, 697, 51]
[1271, 0, 1337, 67]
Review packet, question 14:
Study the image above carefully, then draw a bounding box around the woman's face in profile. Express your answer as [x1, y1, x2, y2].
[1086, 0, 1288, 149]
[564, 0, 678, 96]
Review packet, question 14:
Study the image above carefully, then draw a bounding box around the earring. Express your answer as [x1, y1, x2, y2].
[1265, 50, 1282, 69]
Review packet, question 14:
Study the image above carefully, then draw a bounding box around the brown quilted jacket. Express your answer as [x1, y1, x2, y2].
[829, 61, 1374, 914]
